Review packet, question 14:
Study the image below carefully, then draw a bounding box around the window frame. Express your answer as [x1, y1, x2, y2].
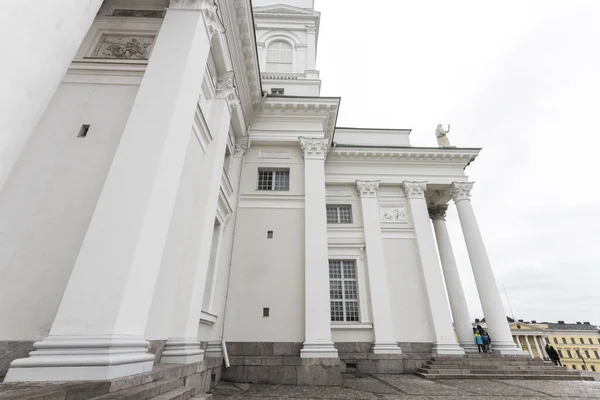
[562, 337, 567, 344]
[326, 204, 353, 224]
[329, 259, 361, 323]
[567, 349, 573, 358]
[594, 350, 599, 359]
[265, 40, 293, 72]
[257, 168, 290, 191]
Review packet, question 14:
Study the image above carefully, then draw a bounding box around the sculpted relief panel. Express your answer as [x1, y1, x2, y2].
[92, 35, 154, 60]
[380, 207, 407, 223]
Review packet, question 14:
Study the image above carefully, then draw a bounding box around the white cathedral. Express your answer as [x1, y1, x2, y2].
[0, 0, 523, 388]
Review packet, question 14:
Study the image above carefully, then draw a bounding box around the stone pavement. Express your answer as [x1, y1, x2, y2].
[210, 373, 600, 399]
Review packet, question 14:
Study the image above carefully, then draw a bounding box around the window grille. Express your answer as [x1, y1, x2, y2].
[326, 205, 353, 224]
[329, 260, 359, 322]
[266, 41, 293, 72]
[257, 169, 289, 191]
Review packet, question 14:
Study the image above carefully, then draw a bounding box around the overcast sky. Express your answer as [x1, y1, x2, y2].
[315, 0, 600, 324]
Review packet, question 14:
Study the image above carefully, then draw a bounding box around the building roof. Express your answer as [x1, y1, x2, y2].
[546, 323, 599, 331]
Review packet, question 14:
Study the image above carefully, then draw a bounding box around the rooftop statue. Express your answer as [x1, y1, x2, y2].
[435, 124, 452, 147]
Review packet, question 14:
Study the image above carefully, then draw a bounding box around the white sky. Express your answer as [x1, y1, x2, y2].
[315, 0, 600, 324]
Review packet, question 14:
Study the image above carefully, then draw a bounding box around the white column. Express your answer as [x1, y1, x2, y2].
[429, 205, 478, 354]
[533, 334, 543, 359]
[299, 137, 338, 358]
[305, 25, 317, 71]
[537, 336, 547, 359]
[403, 181, 464, 355]
[0, 0, 103, 193]
[356, 181, 402, 354]
[448, 182, 523, 356]
[5, 0, 222, 382]
[515, 335, 523, 350]
[162, 92, 233, 364]
[523, 335, 534, 358]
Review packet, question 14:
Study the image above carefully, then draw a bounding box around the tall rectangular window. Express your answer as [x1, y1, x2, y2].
[580, 338, 585, 344]
[553, 338, 558, 344]
[571, 338, 576, 344]
[257, 169, 289, 191]
[567, 349, 572, 358]
[329, 260, 359, 322]
[589, 338, 594, 345]
[576, 350, 581, 358]
[562, 338, 567, 344]
[594, 350, 599, 358]
[326, 205, 353, 224]
[585, 350, 590, 358]
[558, 350, 564, 358]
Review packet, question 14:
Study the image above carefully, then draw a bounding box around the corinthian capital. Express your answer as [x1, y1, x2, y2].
[356, 180, 379, 197]
[216, 71, 241, 111]
[298, 137, 329, 160]
[170, 0, 225, 40]
[447, 181, 474, 202]
[305, 25, 317, 34]
[428, 204, 448, 221]
[402, 181, 427, 199]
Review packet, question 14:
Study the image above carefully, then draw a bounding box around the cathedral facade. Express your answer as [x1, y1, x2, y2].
[0, 0, 521, 384]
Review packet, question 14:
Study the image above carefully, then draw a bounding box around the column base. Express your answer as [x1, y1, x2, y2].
[491, 341, 530, 356]
[459, 341, 480, 354]
[4, 335, 154, 382]
[372, 342, 402, 354]
[161, 338, 204, 364]
[204, 341, 223, 358]
[300, 340, 338, 358]
[433, 342, 466, 356]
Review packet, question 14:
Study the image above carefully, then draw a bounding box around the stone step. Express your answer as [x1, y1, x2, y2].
[89, 378, 184, 400]
[427, 360, 548, 366]
[414, 372, 594, 381]
[417, 368, 580, 376]
[150, 386, 194, 400]
[432, 355, 534, 360]
[422, 364, 565, 370]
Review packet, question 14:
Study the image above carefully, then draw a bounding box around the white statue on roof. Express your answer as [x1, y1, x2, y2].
[435, 124, 452, 147]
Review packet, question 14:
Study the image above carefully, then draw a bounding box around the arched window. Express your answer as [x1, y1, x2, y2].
[266, 41, 293, 72]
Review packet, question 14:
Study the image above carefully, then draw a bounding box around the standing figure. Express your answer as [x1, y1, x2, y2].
[435, 124, 452, 147]
[549, 345, 563, 366]
[474, 332, 484, 353]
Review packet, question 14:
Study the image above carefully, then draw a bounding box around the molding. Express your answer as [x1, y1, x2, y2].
[221, 170, 234, 199]
[402, 181, 427, 199]
[192, 103, 213, 153]
[215, 71, 241, 112]
[199, 311, 218, 325]
[299, 137, 329, 160]
[448, 181, 474, 202]
[380, 207, 407, 223]
[428, 204, 448, 221]
[239, 194, 304, 209]
[326, 190, 351, 197]
[217, 188, 233, 224]
[331, 323, 373, 330]
[356, 180, 379, 197]
[234, 136, 249, 156]
[328, 147, 479, 168]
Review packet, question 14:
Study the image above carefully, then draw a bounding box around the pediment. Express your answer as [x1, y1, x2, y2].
[253, 4, 320, 17]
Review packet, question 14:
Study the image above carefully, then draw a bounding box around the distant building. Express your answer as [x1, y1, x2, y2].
[475, 318, 600, 372]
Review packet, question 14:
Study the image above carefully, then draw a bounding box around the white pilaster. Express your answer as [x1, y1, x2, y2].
[305, 25, 317, 71]
[403, 181, 464, 356]
[5, 1, 220, 382]
[356, 180, 402, 354]
[538, 336, 548, 359]
[0, 0, 103, 193]
[448, 182, 523, 356]
[515, 335, 523, 350]
[429, 205, 478, 354]
[299, 137, 338, 358]
[162, 94, 232, 364]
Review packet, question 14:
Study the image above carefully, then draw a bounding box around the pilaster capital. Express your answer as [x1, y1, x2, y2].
[298, 137, 329, 160]
[428, 204, 448, 221]
[356, 180, 380, 197]
[169, 0, 225, 41]
[216, 71, 241, 112]
[305, 24, 317, 34]
[402, 181, 427, 199]
[234, 136, 249, 156]
[447, 181, 474, 202]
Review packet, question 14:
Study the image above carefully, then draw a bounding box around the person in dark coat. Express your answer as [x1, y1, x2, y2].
[549, 345, 563, 366]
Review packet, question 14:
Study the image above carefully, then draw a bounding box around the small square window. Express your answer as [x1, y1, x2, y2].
[258, 169, 289, 191]
[77, 124, 90, 138]
[271, 88, 284, 95]
[326, 205, 353, 224]
[267, 230, 273, 239]
[263, 307, 270, 317]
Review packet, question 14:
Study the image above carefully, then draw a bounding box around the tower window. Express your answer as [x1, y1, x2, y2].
[266, 41, 293, 72]
[271, 88, 284, 95]
[77, 124, 90, 138]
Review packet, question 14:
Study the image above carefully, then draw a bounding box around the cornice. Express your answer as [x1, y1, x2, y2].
[328, 147, 479, 167]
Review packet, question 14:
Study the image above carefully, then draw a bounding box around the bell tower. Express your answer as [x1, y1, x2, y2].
[252, 1, 321, 96]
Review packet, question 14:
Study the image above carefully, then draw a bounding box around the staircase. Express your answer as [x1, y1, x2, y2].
[0, 360, 221, 400]
[414, 355, 593, 381]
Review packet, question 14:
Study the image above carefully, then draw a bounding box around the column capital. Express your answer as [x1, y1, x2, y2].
[356, 180, 380, 197]
[298, 137, 329, 160]
[428, 204, 448, 221]
[447, 181, 474, 202]
[169, 0, 225, 41]
[215, 71, 241, 111]
[234, 135, 249, 157]
[306, 24, 317, 34]
[402, 181, 427, 199]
